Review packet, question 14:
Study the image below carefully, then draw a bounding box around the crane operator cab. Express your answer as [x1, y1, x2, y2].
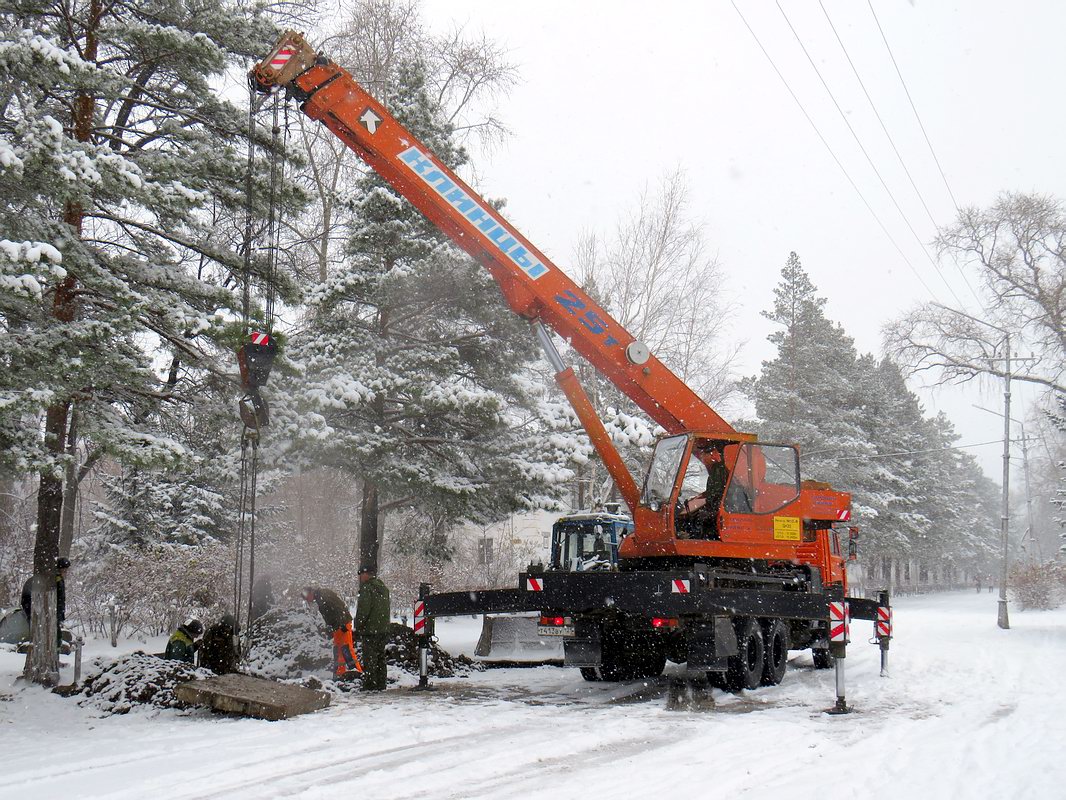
[641, 434, 802, 542]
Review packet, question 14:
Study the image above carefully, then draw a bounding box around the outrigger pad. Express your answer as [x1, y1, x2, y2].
[238, 332, 277, 389]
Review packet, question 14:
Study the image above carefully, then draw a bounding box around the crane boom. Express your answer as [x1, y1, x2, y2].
[251, 32, 733, 438]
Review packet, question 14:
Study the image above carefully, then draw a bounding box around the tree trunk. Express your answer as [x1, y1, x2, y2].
[24, 575, 58, 686]
[26, 404, 67, 684]
[318, 199, 332, 282]
[357, 303, 390, 572]
[28, 0, 101, 684]
[359, 479, 380, 572]
[58, 406, 79, 558]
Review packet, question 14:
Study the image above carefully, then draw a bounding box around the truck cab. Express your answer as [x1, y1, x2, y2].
[549, 509, 633, 572]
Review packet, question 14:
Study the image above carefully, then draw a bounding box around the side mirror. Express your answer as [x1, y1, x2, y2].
[847, 527, 859, 562]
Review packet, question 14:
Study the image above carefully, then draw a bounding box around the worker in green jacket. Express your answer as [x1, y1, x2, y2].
[164, 618, 203, 663]
[354, 566, 390, 691]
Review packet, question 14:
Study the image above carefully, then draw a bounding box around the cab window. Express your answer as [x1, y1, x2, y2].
[723, 443, 800, 515]
[640, 435, 688, 507]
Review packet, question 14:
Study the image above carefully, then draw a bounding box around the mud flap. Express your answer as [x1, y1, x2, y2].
[563, 636, 601, 668]
[686, 616, 737, 671]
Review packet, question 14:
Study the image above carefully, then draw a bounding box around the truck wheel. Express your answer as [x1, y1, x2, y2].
[580, 667, 601, 682]
[760, 619, 789, 686]
[598, 628, 628, 681]
[726, 619, 765, 690]
[812, 647, 834, 669]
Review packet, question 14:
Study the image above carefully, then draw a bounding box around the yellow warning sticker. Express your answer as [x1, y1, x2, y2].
[773, 516, 801, 541]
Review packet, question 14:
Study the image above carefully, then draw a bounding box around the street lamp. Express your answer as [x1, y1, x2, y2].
[934, 304, 1012, 629]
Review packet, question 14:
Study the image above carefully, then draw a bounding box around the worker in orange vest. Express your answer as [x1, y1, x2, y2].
[303, 586, 363, 680]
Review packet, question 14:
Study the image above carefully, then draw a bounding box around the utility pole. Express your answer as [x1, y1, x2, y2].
[1016, 421, 1039, 563]
[936, 304, 1021, 630]
[974, 406, 1041, 566]
[997, 335, 1011, 629]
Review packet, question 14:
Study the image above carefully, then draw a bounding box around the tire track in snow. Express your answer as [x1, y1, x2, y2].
[434, 729, 690, 800]
[172, 719, 538, 800]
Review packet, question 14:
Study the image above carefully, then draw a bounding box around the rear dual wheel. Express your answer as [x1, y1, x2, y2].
[726, 619, 765, 690]
[760, 619, 789, 686]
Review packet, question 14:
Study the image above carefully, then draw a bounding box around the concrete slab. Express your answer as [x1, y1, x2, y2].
[175, 674, 331, 721]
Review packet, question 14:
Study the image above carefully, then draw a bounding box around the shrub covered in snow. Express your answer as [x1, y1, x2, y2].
[75, 652, 211, 715]
[1010, 562, 1066, 610]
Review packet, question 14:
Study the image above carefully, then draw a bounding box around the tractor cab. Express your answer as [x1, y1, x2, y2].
[549, 510, 633, 572]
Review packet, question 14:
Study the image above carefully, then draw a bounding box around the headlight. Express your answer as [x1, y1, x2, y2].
[649, 501, 660, 512]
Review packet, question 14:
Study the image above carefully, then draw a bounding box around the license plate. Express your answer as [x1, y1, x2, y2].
[538, 625, 575, 637]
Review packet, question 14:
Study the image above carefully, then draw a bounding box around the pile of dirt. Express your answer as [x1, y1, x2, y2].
[385, 621, 481, 677]
[244, 606, 480, 681]
[76, 652, 212, 715]
[244, 607, 331, 680]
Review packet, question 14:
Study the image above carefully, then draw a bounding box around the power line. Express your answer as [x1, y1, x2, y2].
[867, 0, 962, 213]
[776, 1, 966, 308]
[730, 1, 941, 302]
[806, 438, 1006, 461]
[819, 0, 982, 307]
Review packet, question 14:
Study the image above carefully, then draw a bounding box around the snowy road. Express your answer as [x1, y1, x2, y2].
[1, 591, 1063, 799]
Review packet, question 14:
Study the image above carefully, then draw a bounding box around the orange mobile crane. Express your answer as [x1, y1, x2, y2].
[252, 33, 890, 695]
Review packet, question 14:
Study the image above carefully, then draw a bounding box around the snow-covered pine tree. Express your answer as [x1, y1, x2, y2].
[749, 253, 1001, 584]
[0, 0, 294, 682]
[282, 59, 576, 572]
[746, 252, 872, 489]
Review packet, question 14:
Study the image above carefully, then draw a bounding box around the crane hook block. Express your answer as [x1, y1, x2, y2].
[238, 331, 277, 390]
[239, 388, 270, 430]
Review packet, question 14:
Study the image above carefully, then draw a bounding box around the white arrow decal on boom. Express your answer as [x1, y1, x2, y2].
[359, 108, 382, 134]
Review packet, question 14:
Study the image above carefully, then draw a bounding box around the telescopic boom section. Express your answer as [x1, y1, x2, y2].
[251, 32, 734, 438]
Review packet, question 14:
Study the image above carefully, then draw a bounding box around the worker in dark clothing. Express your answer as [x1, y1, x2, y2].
[703, 449, 729, 520]
[303, 586, 362, 680]
[249, 575, 274, 622]
[678, 448, 729, 539]
[592, 529, 607, 557]
[354, 566, 391, 691]
[164, 618, 204, 663]
[199, 614, 240, 674]
[21, 557, 70, 644]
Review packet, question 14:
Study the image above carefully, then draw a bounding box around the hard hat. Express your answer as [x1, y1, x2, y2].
[56, 557, 71, 569]
[184, 618, 204, 637]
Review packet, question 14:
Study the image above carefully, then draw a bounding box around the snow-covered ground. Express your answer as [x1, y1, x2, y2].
[0, 591, 1062, 799]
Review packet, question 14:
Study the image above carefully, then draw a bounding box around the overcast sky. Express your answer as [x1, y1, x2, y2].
[415, 0, 1063, 480]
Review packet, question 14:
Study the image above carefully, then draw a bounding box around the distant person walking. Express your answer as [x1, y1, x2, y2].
[354, 565, 391, 691]
[303, 586, 362, 680]
[987, 573, 994, 593]
[975, 574, 982, 593]
[164, 618, 204, 663]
